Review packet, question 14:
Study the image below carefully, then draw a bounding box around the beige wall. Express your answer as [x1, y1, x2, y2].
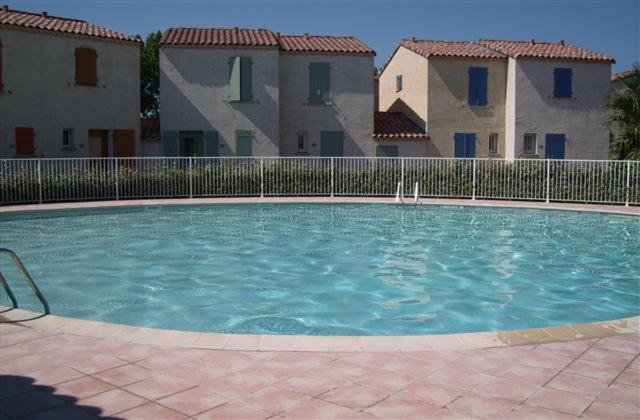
[279, 53, 375, 156]
[160, 46, 280, 156]
[0, 29, 140, 158]
[511, 59, 611, 159]
[426, 57, 507, 158]
[374, 139, 428, 157]
[377, 46, 428, 129]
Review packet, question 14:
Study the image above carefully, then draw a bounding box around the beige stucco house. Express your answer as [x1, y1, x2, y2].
[0, 6, 141, 158]
[159, 27, 385, 157]
[379, 38, 614, 159]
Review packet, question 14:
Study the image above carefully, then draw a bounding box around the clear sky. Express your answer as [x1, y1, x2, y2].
[8, 0, 640, 72]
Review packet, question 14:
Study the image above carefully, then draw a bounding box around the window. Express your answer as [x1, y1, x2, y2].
[236, 130, 253, 157]
[75, 47, 97, 86]
[468, 67, 488, 106]
[15, 127, 35, 156]
[297, 130, 308, 153]
[229, 56, 253, 101]
[553, 68, 572, 98]
[320, 131, 344, 156]
[454, 133, 477, 158]
[488, 133, 498, 154]
[62, 129, 73, 149]
[308, 62, 331, 104]
[376, 145, 399, 157]
[396, 75, 403, 92]
[523, 133, 537, 154]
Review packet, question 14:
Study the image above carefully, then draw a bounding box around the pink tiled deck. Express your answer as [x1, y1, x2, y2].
[1, 323, 638, 419]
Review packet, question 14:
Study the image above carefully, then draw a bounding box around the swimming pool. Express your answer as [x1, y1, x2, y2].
[1, 203, 638, 336]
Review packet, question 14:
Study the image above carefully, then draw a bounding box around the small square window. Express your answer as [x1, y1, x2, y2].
[523, 133, 537, 154]
[396, 75, 403, 92]
[489, 133, 498, 154]
[62, 129, 74, 149]
[297, 130, 308, 153]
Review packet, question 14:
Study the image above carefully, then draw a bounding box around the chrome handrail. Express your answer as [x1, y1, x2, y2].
[0, 248, 50, 314]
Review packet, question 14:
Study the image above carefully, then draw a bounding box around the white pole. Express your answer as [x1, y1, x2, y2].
[625, 160, 631, 207]
[545, 159, 550, 203]
[260, 157, 264, 198]
[414, 182, 419, 204]
[37, 159, 42, 204]
[188, 156, 193, 199]
[395, 181, 403, 204]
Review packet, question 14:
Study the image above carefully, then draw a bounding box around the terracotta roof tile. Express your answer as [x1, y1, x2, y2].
[400, 39, 505, 59]
[160, 27, 279, 47]
[373, 112, 428, 139]
[478, 39, 613, 62]
[279, 34, 374, 55]
[611, 70, 634, 82]
[0, 6, 140, 44]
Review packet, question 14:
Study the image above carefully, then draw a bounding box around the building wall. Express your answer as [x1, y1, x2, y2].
[377, 46, 428, 128]
[160, 46, 280, 156]
[374, 140, 428, 157]
[511, 59, 611, 159]
[426, 57, 507, 158]
[278, 53, 374, 156]
[0, 29, 140, 158]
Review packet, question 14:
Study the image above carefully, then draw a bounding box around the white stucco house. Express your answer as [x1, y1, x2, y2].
[159, 27, 410, 157]
[378, 38, 614, 159]
[0, 6, 141, 158]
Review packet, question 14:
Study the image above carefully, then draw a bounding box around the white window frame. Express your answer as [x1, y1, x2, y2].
[488, 133, 498, 154]
[396, 74, 403, 92]
[523, 133, 537, 155]
[297, 130, 308, 153]
[62, 129, 74, 149]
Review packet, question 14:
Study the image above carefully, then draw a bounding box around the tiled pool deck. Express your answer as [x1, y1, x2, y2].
[1, 199, 639, 418]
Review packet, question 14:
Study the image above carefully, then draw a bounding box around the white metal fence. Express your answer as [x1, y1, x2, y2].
[1, 157, 638, 206]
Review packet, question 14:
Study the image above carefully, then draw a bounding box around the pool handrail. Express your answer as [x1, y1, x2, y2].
[0, 248, 50, 314]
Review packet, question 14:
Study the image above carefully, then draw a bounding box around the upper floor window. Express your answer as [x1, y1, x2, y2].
[62, 129, 74, 149]
[468, 67, 488, 106]
[489, 133, 498, 154]
[523, 133, 537, 154]
[297, 130, 308, 153]
[308, 62, 331, 104]
[396, 75, 403, 92]
[229, 56, 253, 102]
[553, 68, 572, 98]
[75, 47, 97, 86]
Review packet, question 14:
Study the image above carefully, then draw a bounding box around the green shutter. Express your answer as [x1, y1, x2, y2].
[376, 145, 399, 157]
[320, 131, 343, 156]
[229, 56, 241, 101]
[236, 130, 253, 157]
[308, 63, 322, 103]
[162, 130, 178, 156]
[205, 130, 219, 157]
[240, 57, 253, 101]
[320, 63, 331, 104]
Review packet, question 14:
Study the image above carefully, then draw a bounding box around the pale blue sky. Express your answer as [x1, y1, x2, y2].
[8, 0, 640, 72]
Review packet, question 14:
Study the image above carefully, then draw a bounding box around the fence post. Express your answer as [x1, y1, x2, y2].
[330, 157, 334, 197]
[400, 157, 404, 199]
[260, 157, 264, 198]
[625, 160, 631, 207]
[114, 157, 119, 201]
[189, 157, 193, 199]
[37, 159, 43, 204]
[545, 159, 550, 203]
[472, 159, 477, 200]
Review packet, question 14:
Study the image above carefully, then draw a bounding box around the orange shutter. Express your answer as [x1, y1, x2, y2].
[15, 127, 34, 156]
[75, 47, 97, 86]
[113, 130, 135, 157]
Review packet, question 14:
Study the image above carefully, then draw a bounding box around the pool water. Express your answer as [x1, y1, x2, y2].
[1, 204, 638, 335]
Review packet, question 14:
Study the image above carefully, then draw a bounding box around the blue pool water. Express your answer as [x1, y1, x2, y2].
[1, 204, 638, 335]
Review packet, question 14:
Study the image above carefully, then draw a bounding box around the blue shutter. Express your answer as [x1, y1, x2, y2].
[162, 130, 178, 156]
[545, 134, 566, 159]
[466, 133, 477, 158]
[553, 68, 572, 98]
[454, 133, 466, 158]
[468, 67, 487, 106]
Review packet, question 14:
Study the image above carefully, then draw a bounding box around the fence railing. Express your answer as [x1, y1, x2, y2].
[1, 157, 638, 206]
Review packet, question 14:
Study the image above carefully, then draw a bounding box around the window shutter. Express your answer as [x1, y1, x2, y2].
[75, 48, 96, 86]
[466, 133, 477, 158]
[477, 68, 487, 106]
[320, 131, 344, 156]
[308, 63, 322, 103]
[554, 68, 572, 97]
[89, 48, 97, 85]
[229, 57, 241, 101]
[320, 63, 331, 104]
[240, 57, 253, 101]
[468, 67, 487, 106]
[204, 130, 219, 157]
[236, 130, 253, 157]
[15, 127, 35, 156]
[163, 130, 178, 156]
[545, 134, 566, 159]
[113, 130, 135, 157]
[454, 133, 466, 158]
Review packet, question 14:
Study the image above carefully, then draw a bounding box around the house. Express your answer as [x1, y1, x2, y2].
[159, 27, 376, 157]
[378, 38, 613, 159]
[0, 6, 141, 158]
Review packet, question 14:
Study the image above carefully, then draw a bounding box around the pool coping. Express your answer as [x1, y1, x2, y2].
[1, 197, 638, 352]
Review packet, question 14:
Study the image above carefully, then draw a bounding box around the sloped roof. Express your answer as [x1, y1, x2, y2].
[478, 39, 614, 62]
[400, 39, 505, 59]
[611, 70, 634, 82]
[373, 112, 428, 139]
[0, 6, 140, 44]
[160, 27, 374, 55]
[160, 27, 279, 48]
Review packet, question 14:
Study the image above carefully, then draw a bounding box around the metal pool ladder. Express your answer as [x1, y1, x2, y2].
[0, 248, 50, 314]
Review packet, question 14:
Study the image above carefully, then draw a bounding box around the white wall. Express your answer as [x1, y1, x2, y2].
[0, 29, 140, 158]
